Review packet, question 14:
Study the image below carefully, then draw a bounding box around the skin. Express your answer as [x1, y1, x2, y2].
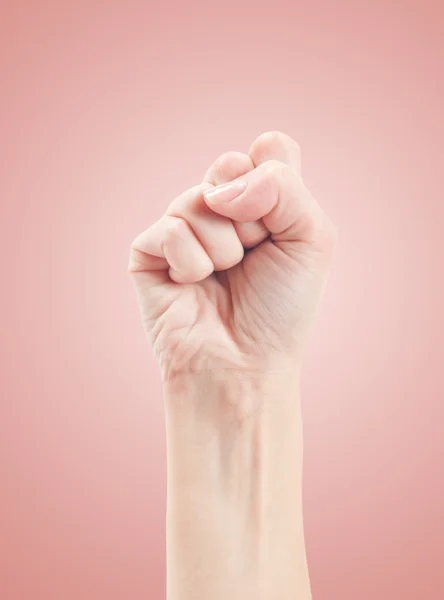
[129, 132, 337, 600]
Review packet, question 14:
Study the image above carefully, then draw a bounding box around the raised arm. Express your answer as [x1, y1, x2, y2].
[129, 132, 337, 600]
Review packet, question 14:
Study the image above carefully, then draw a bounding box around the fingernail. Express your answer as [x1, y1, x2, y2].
[203, 180, 247, 205]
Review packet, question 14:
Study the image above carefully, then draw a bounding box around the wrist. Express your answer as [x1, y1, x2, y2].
[163, 358, 302, 414]
[163, 367, 303, 503]
[163, 368, 310, 600]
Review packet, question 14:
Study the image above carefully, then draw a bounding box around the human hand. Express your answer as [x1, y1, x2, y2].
[129, 132, 331, 599]
[129, 132, 336, 382]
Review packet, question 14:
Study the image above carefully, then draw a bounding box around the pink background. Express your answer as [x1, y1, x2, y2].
[1, 1, 443, 598]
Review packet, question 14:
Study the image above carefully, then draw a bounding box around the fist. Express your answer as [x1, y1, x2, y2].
[129, 132, 336, 381]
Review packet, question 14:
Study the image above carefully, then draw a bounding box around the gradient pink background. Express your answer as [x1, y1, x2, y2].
[1, 1, 443, 598]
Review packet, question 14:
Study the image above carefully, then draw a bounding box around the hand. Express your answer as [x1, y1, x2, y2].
[129, 132, 329, 599]
[129, 132, 336, 382]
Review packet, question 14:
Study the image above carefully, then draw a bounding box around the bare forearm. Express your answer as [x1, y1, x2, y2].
[130, 132, 334, 598]
[164, 370, 311, 600]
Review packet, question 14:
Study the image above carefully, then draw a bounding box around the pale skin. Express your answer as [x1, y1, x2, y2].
[129, 132, 337, 600]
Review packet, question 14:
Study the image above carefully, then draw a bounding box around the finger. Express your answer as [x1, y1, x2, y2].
[128, 248, 169, 273]
[167, 183, 244, 271]
[129, 219, 170, 284]
[203, 151, 269, 249]
[248, 130, 301, 172]
[203, 160, 334, 250]
[163, 217, 214, 283]
[203, 151, 254, 185]
[128, 224, 172, 303]
[131, 215, 214, 284]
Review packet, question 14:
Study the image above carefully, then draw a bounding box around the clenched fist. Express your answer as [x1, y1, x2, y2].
[129, 132, 336, 382]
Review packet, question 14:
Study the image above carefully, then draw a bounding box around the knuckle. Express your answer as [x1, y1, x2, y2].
[214, 151, 249, 173]
[267, 159, 292, 175]
[255, 130, 288, 146]
[251, 130, 301, 156]
[164, 216, 187, 241]
[204, 152, 252, 185]
[254, 171, 278, 199]
[265, 161, 299, 188]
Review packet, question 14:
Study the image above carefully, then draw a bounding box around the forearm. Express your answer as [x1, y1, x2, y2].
[164, 370, 311, 600]
[131, 131, 333, 599]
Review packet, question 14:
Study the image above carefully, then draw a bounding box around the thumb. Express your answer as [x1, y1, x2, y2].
[202, 160, 336, 251]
